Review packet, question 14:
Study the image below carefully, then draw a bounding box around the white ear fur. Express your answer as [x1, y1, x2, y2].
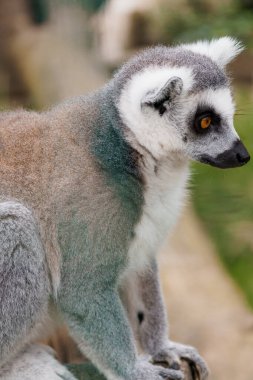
[141, 76, 183, 108]
[182, 37, 244, 68]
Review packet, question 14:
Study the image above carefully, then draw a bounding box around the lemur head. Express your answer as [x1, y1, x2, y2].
[115, 37, 250, 168]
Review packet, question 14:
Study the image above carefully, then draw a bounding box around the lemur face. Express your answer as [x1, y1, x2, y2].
[117, 37, 250, 168]
[179, 86, 250, 168]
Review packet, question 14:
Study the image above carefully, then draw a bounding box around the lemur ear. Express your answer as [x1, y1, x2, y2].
[182, 37, 244, 68]
[141, 76, 183, 115]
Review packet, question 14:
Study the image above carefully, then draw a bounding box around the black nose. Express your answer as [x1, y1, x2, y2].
[235, 140, 250, 164]
[217, 139, 250, 168]
[199, 139, 250, 169]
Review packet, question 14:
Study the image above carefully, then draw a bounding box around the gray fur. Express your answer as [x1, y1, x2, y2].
[0, 344, 76, 380]
[112, 46, 228, 99]
[121, 263, 208, 380]
[0, 39, 246, 379]
[0, 202, 49, 366]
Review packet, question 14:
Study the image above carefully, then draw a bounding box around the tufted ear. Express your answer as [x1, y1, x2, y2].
[141, 76, 183, 116]
[182, 37, 244, 68]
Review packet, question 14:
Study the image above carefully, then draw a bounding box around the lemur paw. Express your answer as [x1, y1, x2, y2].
[151, 341, 209, 380]
[133, 356, 183, 380]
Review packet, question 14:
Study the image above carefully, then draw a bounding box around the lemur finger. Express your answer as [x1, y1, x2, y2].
[152, 350, 181, 370]
[167, 343, 209, 380]
[152, 349, 180, 370]
[180, 352, 209, 380]
[156, 367, 184, 380]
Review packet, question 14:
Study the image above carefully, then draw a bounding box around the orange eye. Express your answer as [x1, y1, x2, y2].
[200, 116, 212, 129]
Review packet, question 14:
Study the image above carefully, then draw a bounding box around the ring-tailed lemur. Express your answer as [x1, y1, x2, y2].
[0, 37, 250, 380]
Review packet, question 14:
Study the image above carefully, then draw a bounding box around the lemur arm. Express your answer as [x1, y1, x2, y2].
[60, 288, 135, 379]
[59, 284, 183, 380]
[122, 259, 209, 379]
[136, 260, 170, 357]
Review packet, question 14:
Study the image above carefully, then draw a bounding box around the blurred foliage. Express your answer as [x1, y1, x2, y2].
[192, 88, 253, 308]
[128, 11, 152, 49]
[53, 0, 106, 14]
[238, 0, 253, 10]
[29, 0, 49, 24]
[75, 0, 106, 13]
[147, 0, 253, 47]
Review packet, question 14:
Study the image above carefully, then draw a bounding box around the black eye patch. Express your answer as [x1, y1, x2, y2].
[192, 105, 221, 134]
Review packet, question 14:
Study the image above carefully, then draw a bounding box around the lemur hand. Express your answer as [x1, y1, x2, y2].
[133, 356, 183, 380]
[151, 341, 209, 380]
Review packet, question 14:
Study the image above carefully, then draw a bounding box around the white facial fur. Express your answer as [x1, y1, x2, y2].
[118, 66, 194, 160]
[118, 65, 237, 163]
[185, 87, 239, 160]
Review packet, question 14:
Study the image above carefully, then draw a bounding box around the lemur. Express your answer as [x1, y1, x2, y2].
[0, 37, 250, 380]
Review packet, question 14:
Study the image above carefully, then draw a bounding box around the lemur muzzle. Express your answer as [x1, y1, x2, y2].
[200, 139, 250, 169]
[216, 139, 250, 168]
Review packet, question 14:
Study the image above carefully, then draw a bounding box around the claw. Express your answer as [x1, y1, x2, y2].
[184, 358, 200, 380]
[179, 350, 209, 380]
[178, 344, 208, 379]
[151, 341, 209, 380]
[134, 358, 184, 380]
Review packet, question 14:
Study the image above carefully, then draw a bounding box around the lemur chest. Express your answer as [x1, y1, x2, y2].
[126, 161, 189, 273]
